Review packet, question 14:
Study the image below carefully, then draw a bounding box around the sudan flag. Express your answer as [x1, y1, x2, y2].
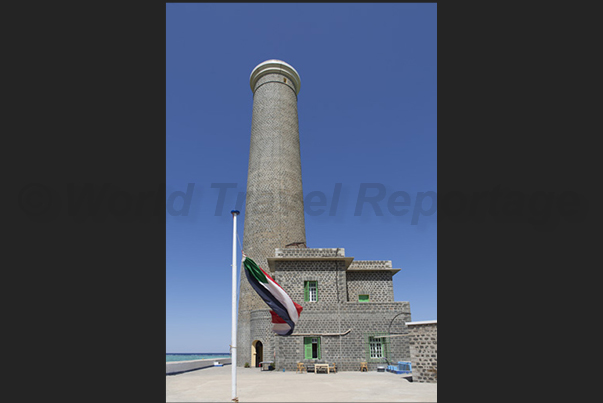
[243, 255, 303, 336]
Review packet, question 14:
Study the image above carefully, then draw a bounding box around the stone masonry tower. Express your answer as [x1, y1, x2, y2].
[237, 60, 306, 367]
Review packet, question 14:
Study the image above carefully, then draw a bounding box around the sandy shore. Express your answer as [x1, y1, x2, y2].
[166, 365, 437, 402]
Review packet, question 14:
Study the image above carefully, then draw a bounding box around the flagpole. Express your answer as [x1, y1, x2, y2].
[230, 210, 239, 402]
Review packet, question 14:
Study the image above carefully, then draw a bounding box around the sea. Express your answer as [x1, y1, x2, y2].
[166, 353, 231, 362]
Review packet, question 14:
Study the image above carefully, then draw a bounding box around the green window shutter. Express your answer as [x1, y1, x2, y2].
[314, 281, 318, 302]
[304, 281, 309, 302]
[359, 294, 369, 302]
[304, 337, 312, 359]
[317, 337, 321, 359]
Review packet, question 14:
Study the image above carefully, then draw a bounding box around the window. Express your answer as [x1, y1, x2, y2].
[369, 337, 383, 358]
[304, 336, 321, 359]
[365, 333, 389, 361]
[359, 294, 369, 302]
[304, 281, 317, 302]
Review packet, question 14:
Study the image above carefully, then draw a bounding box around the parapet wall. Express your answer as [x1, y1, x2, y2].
[166, 358, 232, 375]
[348, 260, 392, 270]
[275, 248, 345, 258]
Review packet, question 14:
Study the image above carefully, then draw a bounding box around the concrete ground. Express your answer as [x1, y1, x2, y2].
[166, 365, 437, 402]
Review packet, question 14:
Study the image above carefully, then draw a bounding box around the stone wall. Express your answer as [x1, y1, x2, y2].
[274, 259, 347, 305]
[242, 251, 412, 372]
[407, 321, 437, 383]
[275, 248, 345, 258]
[269, 254, 411, 372]
[249, 309, 276, 367]
[348, 260, 392, 270]
[274, 302, 411, 372]
[346, 271, 394, 302]
[237, 60, 306, 368]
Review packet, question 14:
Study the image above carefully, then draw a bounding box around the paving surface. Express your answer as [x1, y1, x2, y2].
[166, 365, 437, 402]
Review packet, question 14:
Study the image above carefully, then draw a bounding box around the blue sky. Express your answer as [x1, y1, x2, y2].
[166, 3, 436, 353]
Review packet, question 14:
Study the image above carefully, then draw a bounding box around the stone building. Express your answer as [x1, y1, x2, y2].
[237, 59, 412, 371]
[268, 248, 411, 372]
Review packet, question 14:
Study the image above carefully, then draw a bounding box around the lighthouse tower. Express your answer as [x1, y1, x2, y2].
[237, 60, 306, 367]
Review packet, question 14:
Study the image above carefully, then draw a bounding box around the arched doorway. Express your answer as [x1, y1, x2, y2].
[251, 340, 263, 368]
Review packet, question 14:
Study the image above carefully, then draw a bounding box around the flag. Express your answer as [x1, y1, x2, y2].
[243, 255, 303, 336]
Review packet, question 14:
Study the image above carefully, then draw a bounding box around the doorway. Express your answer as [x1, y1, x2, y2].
[251, 340, 263, 367]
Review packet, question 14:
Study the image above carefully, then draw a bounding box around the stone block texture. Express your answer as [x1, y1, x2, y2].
[236, 61, 413, 371]
[237, 63, 307, 367]
[407, 322, 437, 383]
[346, 271, 394, 302]
[271, 249, 411, 372]
[275, 247, 345, 258]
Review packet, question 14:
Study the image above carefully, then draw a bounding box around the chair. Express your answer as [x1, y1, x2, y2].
[306, 363, 315, 373]
[296, 362, 306, 374]
[360, 362, 368, 372]
[328, 362, 337, 373]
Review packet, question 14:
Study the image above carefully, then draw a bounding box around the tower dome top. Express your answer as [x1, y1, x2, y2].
[250, 59, 301, 95]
